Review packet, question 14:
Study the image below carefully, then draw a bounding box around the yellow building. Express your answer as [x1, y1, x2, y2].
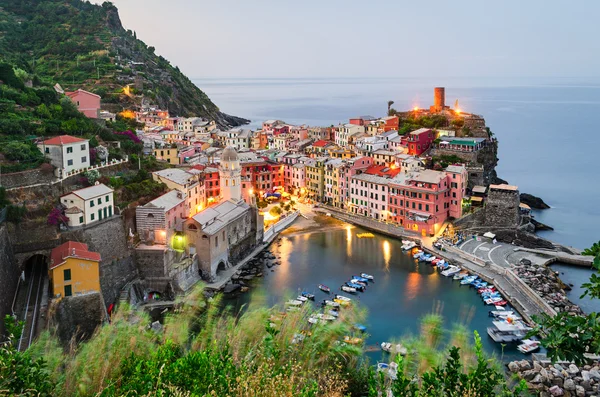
[328, 148, 355, 159]
[153, 147, 181, 165]
[50, 241, 101, 298]
[305, 158, 326, 202]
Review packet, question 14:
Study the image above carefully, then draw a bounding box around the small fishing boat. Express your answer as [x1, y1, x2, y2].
[316, 313, 336, 321]
[343, 336, 363, 345]
[333, 298, 350, 306]
[352, 275, 370, 283]
[489, 309, 515, 318]
[360, 273, 374, 280]
[308, 316, 319, 324]
[345, 282, 365, 291]
[296, 295, 308, 302]
[301, 291, 315, 300]
[381, 342, 408, 355]
[322, 300, 340, 308]
[460, 276, 477, 285]
[341, 285, 357, 293]
[318, 284, 331, 293]
[517, 339, 540, 354]
[350, 278, 368, 287]
[453, 272, 468, 280]
[487, 320, 530, 343]
[328, 310, 339, 318]
[426, 256, 437, 263]
[431, 258, 441, 265]
[376, 362, 398, 380]
[354, 323, 367, 332]
[401, 241, 417, 251]
[286, 299, 303, 307]
[357, 232, 375, 238]
[413, 250, 424, 259]
[441, 265, 461, 277]
[334, 294, 352, 302]
[292, 333, 305, 344]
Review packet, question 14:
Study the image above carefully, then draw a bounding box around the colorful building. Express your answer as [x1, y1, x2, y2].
[61, 183, 114, 227]
[406, 128, 434, 156]
[66, 89, 101, 119]
[38, 135, 90, 176]
[49, 241, 101, 298]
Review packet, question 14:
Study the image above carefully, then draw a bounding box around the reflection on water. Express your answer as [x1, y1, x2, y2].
[233, 225, 525, 362]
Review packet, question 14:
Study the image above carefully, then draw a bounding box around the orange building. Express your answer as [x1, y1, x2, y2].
[49, 241, 101, 298]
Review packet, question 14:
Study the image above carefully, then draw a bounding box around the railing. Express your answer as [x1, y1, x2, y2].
[263, 211, 300, 242]
[61, 156, 129, 180]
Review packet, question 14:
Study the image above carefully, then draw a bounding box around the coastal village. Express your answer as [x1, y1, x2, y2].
[1, 85, 597, 396]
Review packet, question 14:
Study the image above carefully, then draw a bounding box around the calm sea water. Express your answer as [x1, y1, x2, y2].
[227, 226, 524, 361]
[194, 77, 600, 315]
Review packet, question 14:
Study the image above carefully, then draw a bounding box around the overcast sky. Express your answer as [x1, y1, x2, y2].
[100, 0, 599, 79]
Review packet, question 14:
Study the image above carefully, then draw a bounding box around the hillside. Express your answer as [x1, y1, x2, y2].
[0, 0, 247, 128]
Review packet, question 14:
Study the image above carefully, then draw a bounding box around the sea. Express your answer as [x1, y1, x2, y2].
[193, 76, 600, 318]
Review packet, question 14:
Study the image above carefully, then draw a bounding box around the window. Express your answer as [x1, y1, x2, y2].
[426, 205, 430, 212]
[45, 148, 49, 154]
[215, 236, 219, 247]
[91, 213, 95, 221]
[81, 156, 87, 163]
[64, 269, 71, 281]
[90, 201, 95, 208]
[81, 144, 86, 151]
[418, 204, 422, 210]
[105, 195, 109, 202]
[67, 147, 73, 154]
[79, 216, 83, 223]
[64, 285, 72, 297]
[67, 159, 73, 166]
[97, 198, 101, 205]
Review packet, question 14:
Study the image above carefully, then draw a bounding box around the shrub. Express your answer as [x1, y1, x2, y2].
[47, 207, 67, 226]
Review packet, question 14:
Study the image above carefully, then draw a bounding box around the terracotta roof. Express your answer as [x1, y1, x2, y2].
[364, 165, 401, 178]
[41, 135, 87, 145]
[312, 140, 330, 148]
[50, 241, 101, 269]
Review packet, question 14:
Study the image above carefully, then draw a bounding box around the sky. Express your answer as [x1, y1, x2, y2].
[99, 0, 600, 79]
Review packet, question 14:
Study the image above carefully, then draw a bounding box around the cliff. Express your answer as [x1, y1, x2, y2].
[0, 0, 248, 128]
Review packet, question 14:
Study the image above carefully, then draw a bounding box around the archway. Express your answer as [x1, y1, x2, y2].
[217, 260, 227, 275]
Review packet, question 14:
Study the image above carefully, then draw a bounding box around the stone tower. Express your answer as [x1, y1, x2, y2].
[219, 146, 241, 202]
[432, 87, 445, 112]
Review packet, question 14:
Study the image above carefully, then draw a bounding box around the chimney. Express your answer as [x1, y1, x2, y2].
[176, 191, 183, 199]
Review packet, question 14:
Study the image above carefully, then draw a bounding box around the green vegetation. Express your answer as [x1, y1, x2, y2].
[432, 154, 466, 169]
[531, 243, 600, 364]
[0, 0, 226, 120]
[0, 287, 528, 396]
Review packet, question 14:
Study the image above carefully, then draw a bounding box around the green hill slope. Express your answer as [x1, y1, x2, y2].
[0, 0, 247, 128]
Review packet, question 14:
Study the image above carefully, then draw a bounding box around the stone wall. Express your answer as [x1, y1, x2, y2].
[51, 292, 106, 345]
[135, 247, 168, 279]
[0, 225, 19, 338]
[321, 207, 418, 240]
[1, 168, 56, 189]
[61, 217, 137, 306]
[484, 188, 520, 227]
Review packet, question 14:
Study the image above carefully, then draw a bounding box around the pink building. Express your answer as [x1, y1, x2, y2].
[349, 173, 393, 220]
[273, 125, 290, 135]
[405, 128, 434, 156]
[339, 156, 373, 208]
[66, 89, 100, 119]
[349, 115, 376, 126]
[290, 163, 306, 194]
[177, 146, 196, 164]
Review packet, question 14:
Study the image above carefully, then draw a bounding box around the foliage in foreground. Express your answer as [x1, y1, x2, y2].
[1, 287, 527, 396]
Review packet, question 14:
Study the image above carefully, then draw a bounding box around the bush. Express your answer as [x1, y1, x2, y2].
[269, 206, 282, 217]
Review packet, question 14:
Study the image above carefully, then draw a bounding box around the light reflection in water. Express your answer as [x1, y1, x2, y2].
[405, 272, 421, 301]
[272, 237, 293, 289]
[346, 225, 353, 257]
[382, 240, 391, 270]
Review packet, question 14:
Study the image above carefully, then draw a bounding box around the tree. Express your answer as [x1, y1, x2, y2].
[531, 244, 600, 364]
[47, 207, 67, 226]
[2, 141, 42, 162]
[387, 100, 394, 116]
[269, 206, 282, 217]
[84, 169, 100, 184]
[583, 241, 600, 257]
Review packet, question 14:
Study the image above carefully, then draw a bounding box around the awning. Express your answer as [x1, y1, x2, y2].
[483, 232, 496, 239]
[470, 196, 484, 202]
[519, 203, 531, 210]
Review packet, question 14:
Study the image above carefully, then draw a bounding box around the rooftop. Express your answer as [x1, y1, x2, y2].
[312, 140, 331, 148]
[411, 169, 445, 184]
[489, 184, 519, 192]
[364, 164, 401, 178]
[63, 183, 113, 200]
[40, 135, 87, 146]
[353, 173, 393, 185]
[472, 185, 488, 194]
[410, 128, 432, 136]
[446, 164, 466, 174]
[190, 199, 250, 235]
[153, 168, 195, 186]
[51, 241, 101, 269]
[145, 190, 185, 212]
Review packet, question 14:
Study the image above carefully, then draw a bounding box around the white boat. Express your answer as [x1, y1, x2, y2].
[441, 265, 461, 277]
[487, 320, 530, 343]
[328, 310, 339, 318]
[517, 339, 540, 354]
[286, 299, 303, 306]
[316, 313, 336, 321]
[360, 273, 374, 280]
[426, 256, 437, 262]
[341, 285, 357, 293]
[296, 295, 308, 302]
[376, 362, 398, 380]
[323, 300, 340, 307]
[489, 309, 515, 318]
[413, 250, 424, 259]
[334, 294, 352, 302]
[381, 342, 408, 355]
[401, 241, 416, 250]
[292, 333, 305, 344]
[308, 317, 319, 324]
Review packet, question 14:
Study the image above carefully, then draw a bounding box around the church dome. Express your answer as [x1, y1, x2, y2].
[221, 146, 239, 162]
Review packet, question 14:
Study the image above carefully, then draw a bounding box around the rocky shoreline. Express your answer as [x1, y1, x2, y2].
[512, 259, 583, 315]
[508, 359, 600, 397]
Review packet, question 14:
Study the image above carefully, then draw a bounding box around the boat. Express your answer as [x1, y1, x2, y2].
[354, 323, 367, 332]
[360, 273, 374, 280]
[419, 254, 432, 262]
[292, 333, 306, 344]
[441, 265, 461, 277]
[487, 320, 530, 343]
[328, 310, 339, 318]
[460, 276, 477, 285]
[489, 309, 515, 318]
[301, 291, 315, 300]
[517, 339, 540, 354]
[296, 295, 308, 302]
[318, 284, 331, 293]
[343, 336, 364, 345]
[401, 241, 417, 251]
[334, 294, 352, 302]
[357, 232, 375, 238]
[345, 282, 365, 291]
[431, 258, 440, 265]
[333, 298, 350, 306]
[341, 285, 357, 293]
[453, 272, 468, 280]
[349, 279, 368, 287]
[376, 362, 398, 380]
[381, 342, 408, 355]
[352, 275, 370, 283]
[413, 250, 424, 259]
[286, 299, 303, 307]
[426, 256, 437, 263]
[316, 313, 336, 321]
[308, 317, 319, 325]
[484, 297, 505, 305]
[322, 300, 340, 308]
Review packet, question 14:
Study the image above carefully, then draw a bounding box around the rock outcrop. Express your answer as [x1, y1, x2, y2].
[521, 193, 551, 210]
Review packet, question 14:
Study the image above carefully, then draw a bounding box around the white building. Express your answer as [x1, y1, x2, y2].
[61, 183, 114, 227]
[38, 135, 90, 176]
[225, 128, 252, 150]
[335, 124, 365, 148]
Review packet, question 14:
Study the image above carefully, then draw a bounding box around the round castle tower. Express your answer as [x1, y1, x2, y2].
[219, 146, 241, 202]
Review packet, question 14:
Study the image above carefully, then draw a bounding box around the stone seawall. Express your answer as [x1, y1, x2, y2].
[0, 225, 19, 338]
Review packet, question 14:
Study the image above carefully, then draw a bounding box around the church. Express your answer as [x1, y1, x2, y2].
[184, 147, 264, 281]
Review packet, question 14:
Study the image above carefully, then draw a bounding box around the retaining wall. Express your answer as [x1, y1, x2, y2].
[0, 225, 19, 338]
[264, 211, 300, 242]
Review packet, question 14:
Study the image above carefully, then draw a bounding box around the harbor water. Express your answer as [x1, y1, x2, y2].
[228, 225, 525, 362]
